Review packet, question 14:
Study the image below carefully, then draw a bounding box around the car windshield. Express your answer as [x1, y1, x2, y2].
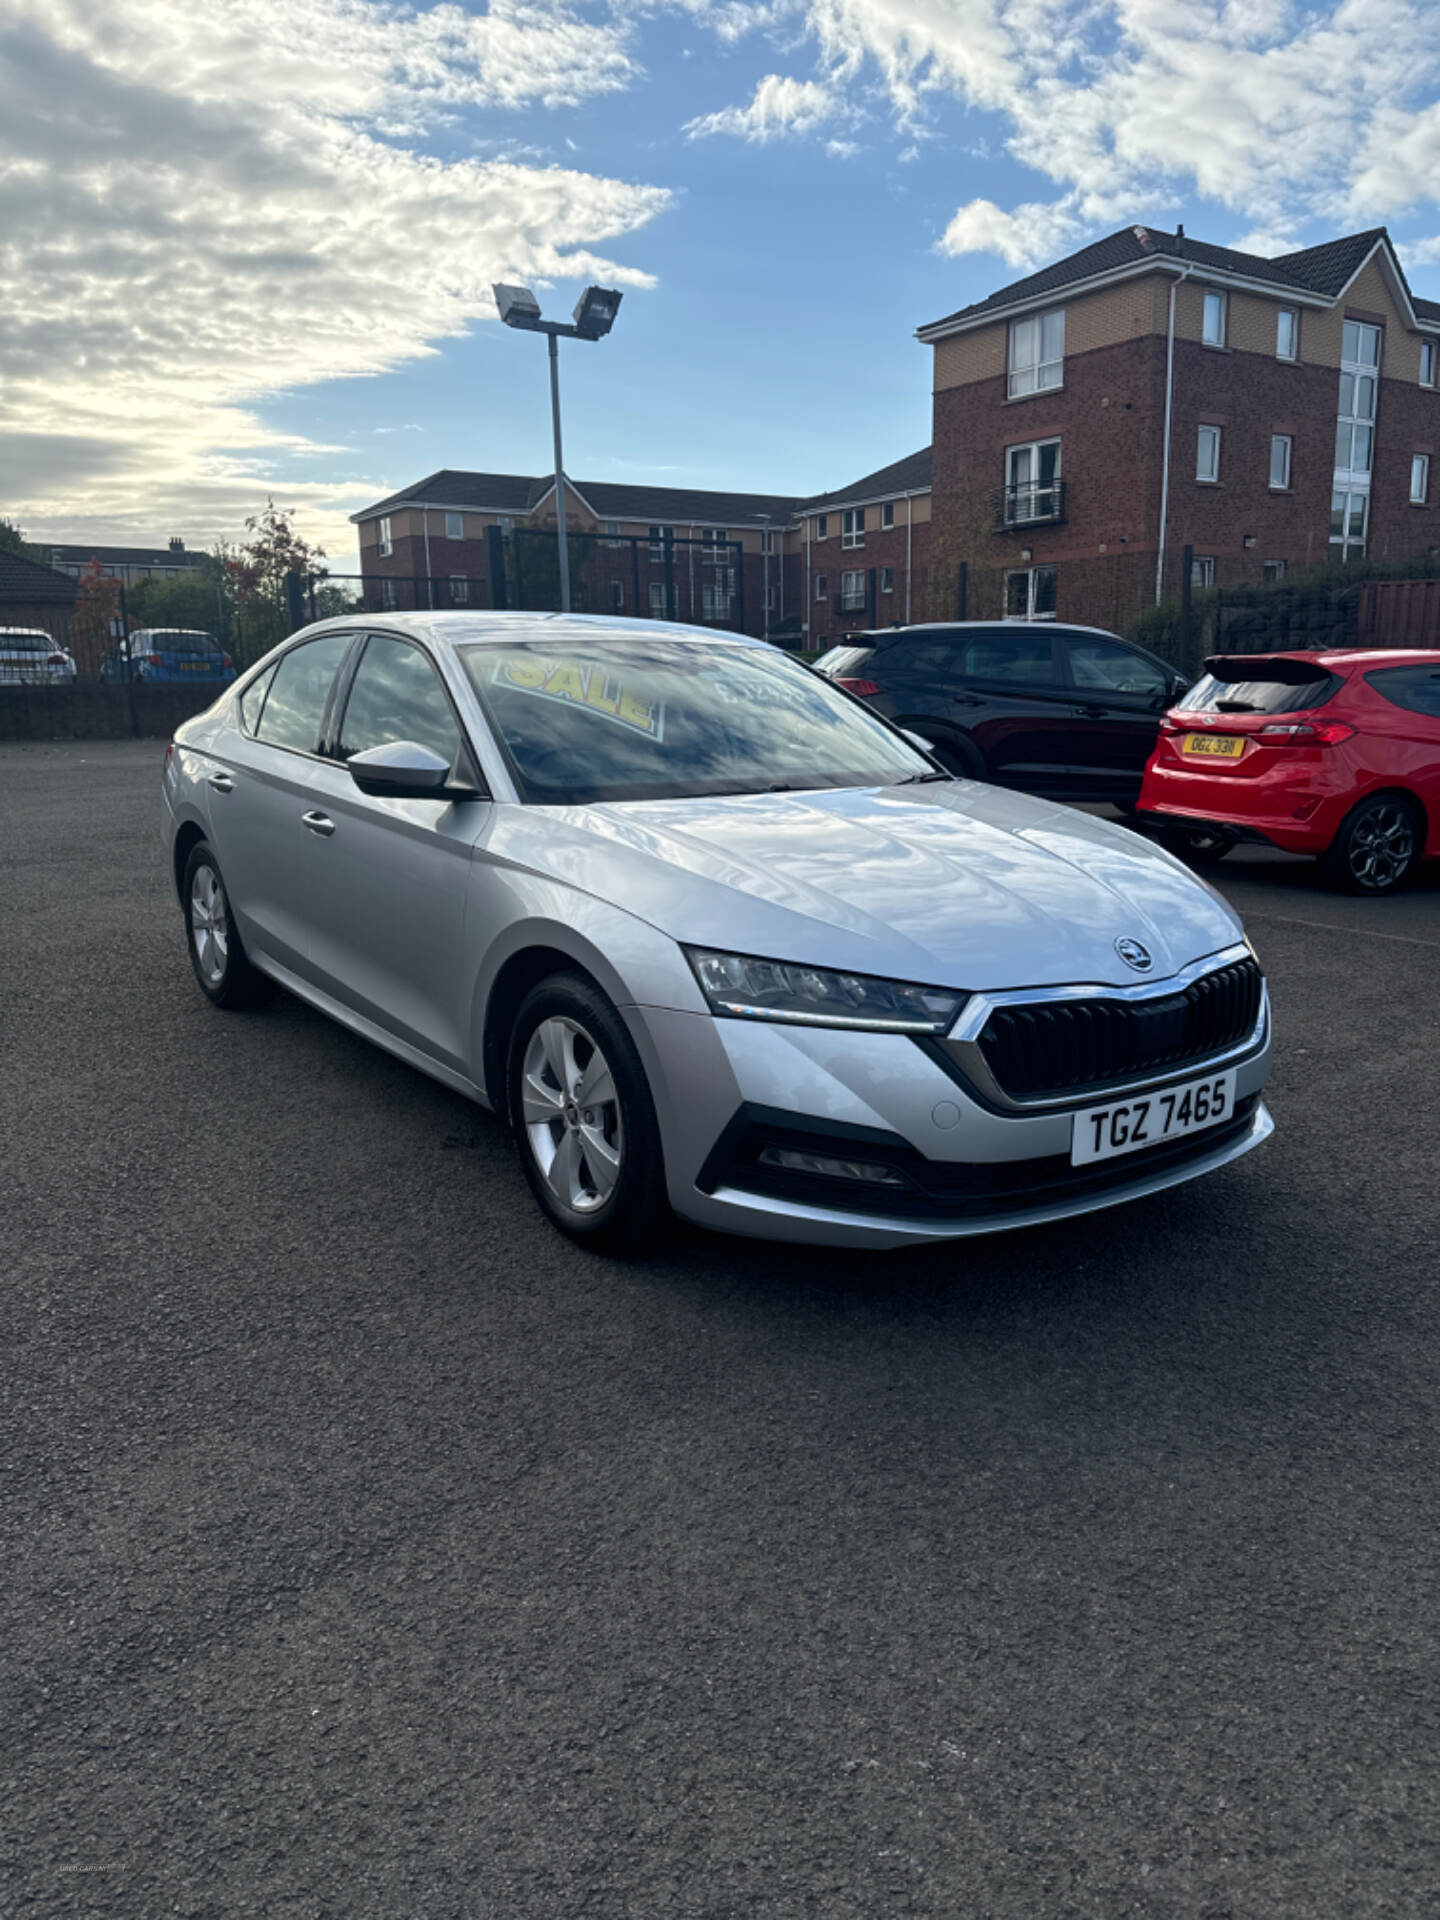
[459, 637, 929, 804]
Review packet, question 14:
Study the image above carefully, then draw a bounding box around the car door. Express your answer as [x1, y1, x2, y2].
[1058, 632, 1174, 798]
[203, 630, 359, 978]
[300, 631, 488, 1076]
[947, 628, 1074, 793]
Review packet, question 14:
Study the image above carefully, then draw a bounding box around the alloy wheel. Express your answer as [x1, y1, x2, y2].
[520, 1016, 623, 1214]
[189, 864, 230, 984]
[1348, 802, 1416, 890]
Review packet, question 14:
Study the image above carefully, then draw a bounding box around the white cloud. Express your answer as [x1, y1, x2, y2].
[1399, 236, 1440, 270]
[0, 0, 668, 555]
[685, 73, 837, 140]
[938, 196, 1086, 269]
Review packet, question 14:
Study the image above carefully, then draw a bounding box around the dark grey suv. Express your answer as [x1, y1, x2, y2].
[814, 622, 1189, 804]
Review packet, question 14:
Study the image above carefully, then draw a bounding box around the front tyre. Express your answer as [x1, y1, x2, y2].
[1323, 793, 1422, 895]
[181, 840, 266, 1008]
[508, 973, 669, 1255]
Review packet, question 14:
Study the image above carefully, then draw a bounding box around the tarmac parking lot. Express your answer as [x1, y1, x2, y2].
[6, 737, 1440, 1917]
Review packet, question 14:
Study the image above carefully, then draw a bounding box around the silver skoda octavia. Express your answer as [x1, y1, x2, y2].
[162, 613, 1273, 1252]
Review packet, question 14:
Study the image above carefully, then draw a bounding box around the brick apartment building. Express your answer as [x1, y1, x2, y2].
[45, 537, 207, 587]
[354, 225, 1440, 639]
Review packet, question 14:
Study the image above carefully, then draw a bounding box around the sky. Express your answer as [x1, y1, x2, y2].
[3, 0, 1440, 571]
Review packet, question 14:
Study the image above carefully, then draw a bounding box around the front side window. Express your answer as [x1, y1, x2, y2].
[444, 512, 463, 540]
[1197, 425, 1221, 482]
[1412, 454, 1430, 504]
[1276, 308, 1298, 360]
[1003, 566, 1057, 621]
[1270, 434, 1292, 489]
[1006, 439, 1061, 522]
[377, 516, 393, 558]
[1008, 308, 1064, 398]
[1065, 638, 1168, 700]
[839, 570, 866, 611]
[460, 638, 928, 805]
[1202, 290, 1227, 347]
[1191, 556, 1215, 588]
[338, 634, 462, 770]
[1422, 341, 1437, 388]
[254, 632, 354, 754]
[815, 574, 828, 601]
[841, 508, 865, 548]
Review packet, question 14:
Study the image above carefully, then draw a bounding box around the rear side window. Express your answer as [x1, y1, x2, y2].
[237, 663, 276, 735]
[881, 638, 960, 676]
[1366, 665, 1440, 718]
[337, 634, 462, 770]
[957, 631, 1058, 685]
[1179, 663, 1342, 715]
[254, 633, 353, 753]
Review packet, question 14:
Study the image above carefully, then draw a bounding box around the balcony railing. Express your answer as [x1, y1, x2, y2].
[988, 479, 1066, 530]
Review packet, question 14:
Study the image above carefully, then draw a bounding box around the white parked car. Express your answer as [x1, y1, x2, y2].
[0, 628, 77, 685]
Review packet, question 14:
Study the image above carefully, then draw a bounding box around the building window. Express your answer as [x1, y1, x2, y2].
[1191, 556, 1215, 588]
[881, 502, 895, 529]
[1197, 425, 1221, 483]
[816, 514, 828, 539]
[764, 583, 777, 612]
[1269, 434, 1292, 489]
[603, 521, 622, 548]
[1421, 342, 1436, 388]
[1276, 308, 1298, 361]
[1202, 290, 1227, 347]
[760, 528, 774, 554]
[377, 516, 393, 558]
[1411, 454, 1431, 504]
[880, 566, 894, 594]
[701, 527, 728, 559]
[1004, 565, 1057, 620]
[814, 574, 828, 601]
[444, 512, 463, 539]
[606, 581, 624, 611]
[648, 581, 673, 616]
[1330, 490, 1368, 559]
[449, 575, 468, 604]
[498, 516, 514, 538]
[648, 525, 674, 562]
[1262, 560, 1286, 584]
[1007, 308, 1065, 398]
[1006, 438, 1062, 522]
[839, 570, 867, 612]
[841, 508, 866, 548]
[380, 577, 396, 609]
[702, 582, 734, 621]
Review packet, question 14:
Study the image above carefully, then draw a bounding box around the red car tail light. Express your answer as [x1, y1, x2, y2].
[1258, 720, 1356, 746]
[222, 653, 234, 668]
[46, 652, 67, 666]
[835, 676, 880, 696]
[146, 652, 163, 667]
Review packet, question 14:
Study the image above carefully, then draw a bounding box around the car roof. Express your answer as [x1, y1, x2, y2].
[846, 619, 1128, 642]
[0, 627, 55, 638]
[286, 610, 774, 650]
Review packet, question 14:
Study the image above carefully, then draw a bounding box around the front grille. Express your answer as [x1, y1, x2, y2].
[977, 958, 1263, 1102]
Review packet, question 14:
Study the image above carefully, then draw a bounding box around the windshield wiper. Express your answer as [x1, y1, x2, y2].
[894, 770, 954, 785]
[1215, 699, 1262, 712]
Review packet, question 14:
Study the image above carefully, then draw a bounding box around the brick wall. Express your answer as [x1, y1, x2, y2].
[804, 520, 932, 646]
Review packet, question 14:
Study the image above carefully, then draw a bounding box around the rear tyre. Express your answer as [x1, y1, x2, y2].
[181, 841, 266, 1008]
[922, 732, 986, 782]
[1164, 824, 1236, 866]
[507, 972, 670, 1255]
[1323, 793, 1422, 895]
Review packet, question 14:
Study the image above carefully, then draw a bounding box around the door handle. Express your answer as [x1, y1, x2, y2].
[301, 811, 336, 837]
[951, 694, 983, 707]
[208, 772, 234, 793]
[1073, 705, 1106, 718]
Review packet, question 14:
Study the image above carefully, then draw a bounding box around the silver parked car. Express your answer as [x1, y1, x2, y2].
[0, 627, 77, 684]
[162, 613, 1273, 1252]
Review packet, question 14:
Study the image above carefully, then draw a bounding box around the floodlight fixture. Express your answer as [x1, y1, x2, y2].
[572, 286, 623, 340]
[494, 283, 542, 329]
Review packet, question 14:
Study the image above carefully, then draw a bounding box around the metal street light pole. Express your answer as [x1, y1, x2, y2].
[493, 282, 624, 619]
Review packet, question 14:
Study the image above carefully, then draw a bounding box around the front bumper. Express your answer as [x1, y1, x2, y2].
[624, 985, 1273, 1250]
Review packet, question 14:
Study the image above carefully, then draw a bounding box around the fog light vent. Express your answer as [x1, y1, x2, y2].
[758, 1146, 908, 1187]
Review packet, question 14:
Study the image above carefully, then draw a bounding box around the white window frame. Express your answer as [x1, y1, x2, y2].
[448, 574, 468, 604]
[377, 516, 393, 558]
[839, 570, 867, 613]
[1411, 454, 1430, 505]
[1262, 560, 1286, 585]
[1196, 425, 1221, 483]
[1330, 489, 1368, 559]
[1276, 308, 1298, 362]
[1003, 565, 1057, 621]
[1269, 434, 1292, 490]
[1005, 438, 1062, 523]
[1007, 308, 1065, 399]
[701, 527, 729, 559]
[881, 502, 895, 529]
[879, 566, 894, 594]
[1202, 290, 1227, 348]
[702, 581, 733, 622]
[760, 528, 775, 555]
[444, 511, 464, 540]
[648, 580, 670, 616]
[608, 580, 625, 611]
[1422, 341, 1437, 388]
[648, 524, 674, 562]
[841, 508, 866, 549]
[603, 521, 623, 548]
[380, 577, 396, 609]
[1191, 556, 1215, 588]
[814, 574, 828, 601]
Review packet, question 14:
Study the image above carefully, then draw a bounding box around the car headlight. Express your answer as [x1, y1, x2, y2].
[685, 947, 966, 1033]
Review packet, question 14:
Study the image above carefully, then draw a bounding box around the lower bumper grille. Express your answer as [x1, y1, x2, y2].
[977, 958, 1263, 1103]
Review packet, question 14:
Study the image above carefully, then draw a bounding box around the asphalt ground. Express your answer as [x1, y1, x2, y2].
[4, 738, 1439, 1918]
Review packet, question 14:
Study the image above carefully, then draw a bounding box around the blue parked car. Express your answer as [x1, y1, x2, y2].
[101, 629, 237, 685]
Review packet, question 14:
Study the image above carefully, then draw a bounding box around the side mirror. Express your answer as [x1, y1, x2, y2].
[347, 741, 452, 798]
[902, 729, 936, 752]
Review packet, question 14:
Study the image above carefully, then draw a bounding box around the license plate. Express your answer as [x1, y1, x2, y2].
[180, 661, 208, 672]
[1072, 1070, 1238, 1166]
[1182, 733, 1245, 758]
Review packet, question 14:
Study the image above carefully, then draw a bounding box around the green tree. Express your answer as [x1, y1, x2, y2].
[0, 518, 45, 564]
[227, 500, 327, 603]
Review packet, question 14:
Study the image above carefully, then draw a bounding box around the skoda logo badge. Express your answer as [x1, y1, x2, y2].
[1116, 937, 1153, 973]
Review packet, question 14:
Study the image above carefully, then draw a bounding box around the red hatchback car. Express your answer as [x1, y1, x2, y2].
[1139, 650, 1440, 894]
